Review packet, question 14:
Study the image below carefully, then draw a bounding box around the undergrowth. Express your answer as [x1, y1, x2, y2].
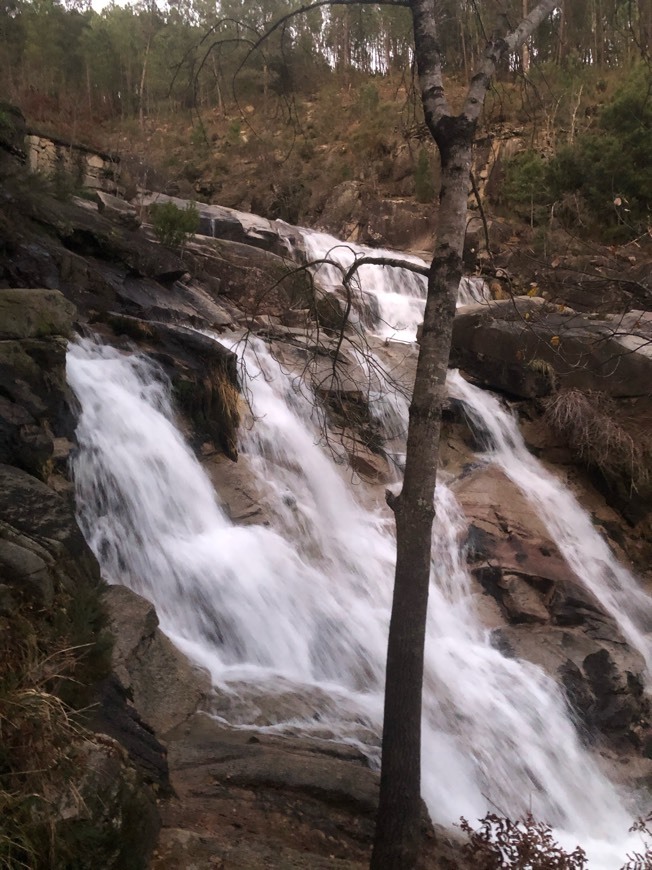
[149, 200, 199, 249]
[461, 812, 652, 869]
[0, 629, 85, 868]
[543, 388, 652, 496]
[0, 560, 111, 867]
[460, 813, 588, 869]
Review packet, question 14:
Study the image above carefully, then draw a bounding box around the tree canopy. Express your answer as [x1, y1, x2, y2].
[2, 0, 651, 127]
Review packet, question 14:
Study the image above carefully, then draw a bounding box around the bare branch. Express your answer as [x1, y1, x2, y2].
[246, 0, 410, 62]
[342, 256, 429, 287]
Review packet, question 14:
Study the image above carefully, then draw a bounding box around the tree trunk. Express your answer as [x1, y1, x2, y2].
[369, 1, 558, 867]
[370, 118, 471, 870]
[521, 0, 531, 71]
[139, 32, 152, 132]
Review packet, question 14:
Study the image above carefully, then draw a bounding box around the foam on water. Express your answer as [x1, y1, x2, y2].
[300, 229, 489, 342]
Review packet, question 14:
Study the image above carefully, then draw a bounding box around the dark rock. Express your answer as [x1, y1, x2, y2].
[184, 236, 313, 318]
[0, 102, 27, 160]
[0, 287, 75, 340]
[29, 195, 186, 282]
[0, 463, 100, 588]
[104, 584, 211, 737]
[498, 624, 647, 744]
[0, 538, 53, 604]
[314, 288, 349, 331]
[497, 573, 550, 624]
[0, 393, 52, 477]
[0, 289, 73, 477]
[95, 191, 141, 230]
[451, 298, 652, 399]
[3, 241, 61, 290]
[55, 734, 160, 869]
[456, 464, 649, 744]
[92, 674, 171, 793]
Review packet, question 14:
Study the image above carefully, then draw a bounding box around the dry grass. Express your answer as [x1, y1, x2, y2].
[543, 388, 652, 496]
[0, 605, 98, 869]
[0, 645, 84, 868]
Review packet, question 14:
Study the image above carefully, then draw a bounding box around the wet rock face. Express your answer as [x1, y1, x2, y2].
[104, 315, 241, 460]
[451, 297, 652, 399]
[104, 584, 211, 739]
[0, 288, 75, 478]
[0, 285, 163, 869]
[152, 711, 459, 870]
[454, 463, 649, 747]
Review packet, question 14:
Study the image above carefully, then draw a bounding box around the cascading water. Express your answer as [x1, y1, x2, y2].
[300, 228, 489, 341]
[448, 370, 652, 676]
[66, 224, 651, 867]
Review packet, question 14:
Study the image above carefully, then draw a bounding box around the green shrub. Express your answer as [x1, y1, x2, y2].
[149, 200, 199, 249]
[502, 65, 652, 241]
[414, 148, 435, 203]
[501, 149, 551, 223]
[357, 82, 380, 114]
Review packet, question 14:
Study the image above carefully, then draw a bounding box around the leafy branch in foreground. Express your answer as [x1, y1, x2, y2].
[459, 813, 587, 869]
[620, 813, 652, 870]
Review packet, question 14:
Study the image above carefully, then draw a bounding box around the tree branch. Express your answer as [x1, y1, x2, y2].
[463, 0, 559, 121]
[342, 256, 429, 287]
[246, 0, 410, 61]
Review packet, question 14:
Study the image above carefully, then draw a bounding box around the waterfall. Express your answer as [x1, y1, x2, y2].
[300, 228, 490, 341]
[448, 370, 652, 676]
[65, 225, 651, 867]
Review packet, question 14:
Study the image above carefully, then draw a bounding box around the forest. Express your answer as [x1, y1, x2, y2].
[2, 0, 651, 246]
[2, 0, 651, 116]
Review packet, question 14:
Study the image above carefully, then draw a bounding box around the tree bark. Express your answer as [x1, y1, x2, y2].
[369, 1, 558, 868]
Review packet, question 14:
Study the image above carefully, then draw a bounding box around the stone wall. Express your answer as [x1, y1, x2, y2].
[26, 132, 121, 194]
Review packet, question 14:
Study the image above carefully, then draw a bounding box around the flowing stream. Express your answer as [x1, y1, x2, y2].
[66, 226, 652, 867]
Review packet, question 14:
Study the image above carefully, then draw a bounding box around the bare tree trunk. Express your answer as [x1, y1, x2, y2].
[86, 61, 93, 116]
[139, 34, 151, 132]
[460, 14, 469, 80]
[521, 0, 531, 71]
[369, 142, 466, 870]
[211, 54, 225, 116]
[369, 1, 559, 867]
[639, 0, 651, 55]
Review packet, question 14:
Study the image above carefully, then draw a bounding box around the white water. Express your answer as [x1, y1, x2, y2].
[301, 228, 489, 341]
[448, 370, 652, 676]
[65, 227, 652, 867]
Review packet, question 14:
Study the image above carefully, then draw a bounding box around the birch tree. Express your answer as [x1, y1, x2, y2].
[369, 3, 559, 867]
